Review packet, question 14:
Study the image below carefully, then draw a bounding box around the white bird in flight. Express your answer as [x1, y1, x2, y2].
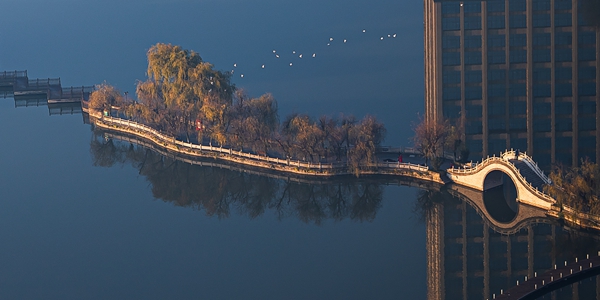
[240, 74, 244, 78]
[233, 63, 237, 67]
[329, 37, 334, 41]
[261, 64, 265, 68]
[289, 62, 293, 66]
[276, 54, 280, 58]
[312, 53, 316, 58]
[299, 54, 303, 58]
[343, 39, 347, 43]
[362, 29, 366, 33]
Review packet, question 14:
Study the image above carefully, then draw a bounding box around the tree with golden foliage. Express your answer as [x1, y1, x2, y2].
[544, 158, 600, 216]
[89, 82, 124, 113]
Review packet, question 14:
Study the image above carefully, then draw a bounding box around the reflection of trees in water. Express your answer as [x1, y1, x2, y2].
[90, 131, 383, 224]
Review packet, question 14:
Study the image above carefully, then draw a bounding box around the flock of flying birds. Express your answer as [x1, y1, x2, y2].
[229, 28, 399, 79]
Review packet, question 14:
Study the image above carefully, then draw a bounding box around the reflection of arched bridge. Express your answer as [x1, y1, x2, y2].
[446, 150, 555, 210]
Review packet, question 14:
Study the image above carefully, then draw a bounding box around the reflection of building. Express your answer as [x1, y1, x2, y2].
[425, 190, 600, 300]
[425, 0, 599, 168]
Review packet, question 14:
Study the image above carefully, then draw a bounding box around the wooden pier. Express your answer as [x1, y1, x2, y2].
[0, 70, 93, 107]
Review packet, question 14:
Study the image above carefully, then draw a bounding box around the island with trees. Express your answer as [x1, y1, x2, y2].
[85, 43, 444, 183]
[79, 42, 600, 232]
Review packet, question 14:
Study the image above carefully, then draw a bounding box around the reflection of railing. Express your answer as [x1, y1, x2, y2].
[448, 151, 555, 203]
[89, 111, 432, 177]
[27, 78, 61, 87]
[0, 70, 27, 78]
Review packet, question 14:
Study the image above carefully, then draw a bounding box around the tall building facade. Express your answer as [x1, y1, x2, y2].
[425, 0, 600, 169]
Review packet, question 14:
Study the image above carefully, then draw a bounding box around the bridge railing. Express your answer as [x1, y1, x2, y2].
[448, 155, 555, 203]
[91, 112, 431, 175]
[501, 149, 551, 184]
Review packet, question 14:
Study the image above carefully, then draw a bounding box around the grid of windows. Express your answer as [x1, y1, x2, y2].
[434, 0, 597, 164]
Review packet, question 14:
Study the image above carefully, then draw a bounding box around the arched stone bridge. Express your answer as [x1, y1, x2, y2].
[446, 150, 555, 210]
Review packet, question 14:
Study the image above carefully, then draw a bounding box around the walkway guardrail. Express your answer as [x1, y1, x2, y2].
[90, 111, 431, 176]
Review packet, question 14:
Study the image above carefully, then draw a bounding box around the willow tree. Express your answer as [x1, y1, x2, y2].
[136, 43, 235, 142]
[89, 82, 124, 112]
[228, 92, 279, 153]
[347, 115, 386, 176]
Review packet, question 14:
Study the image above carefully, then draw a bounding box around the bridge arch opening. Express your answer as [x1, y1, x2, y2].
[483, 170, 518, 223]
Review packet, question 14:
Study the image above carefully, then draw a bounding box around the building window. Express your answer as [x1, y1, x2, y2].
[556, 101, 572, 114]
[579, 83, 597, 96]
[442, 3, 460, 14]
[579, 117, 596, 131]
[509, 118, 527, 131]
[443, 52, 461, 65]
[489, 101, 506, 116]
[488, 15, 506, 29]
[556, 67, 572, 80]
[555, 83, 573, 97]
[533, 33, 551, 46]
[534, 137, 552, 149]
[509, 83, 527, 97]
[579, 32, 597, 45]
[466, 122, 483, 135]
[533, 68, 551, 81]
[489, 119, 506, 132]
[533, 0, 551, 11]
[578, 48, 597, 61]
[556, 32, 572, 45]
[555, 13, 572, 27]
[509, 34, 527, 47]
[533, 13, 551, 27]
[509, 14, 526, 28]
[488, 69, 506, 81]
[578, 101, 596, 113]
[510, 50, 527, 63]
[579, 136, 596, 149]
[488, 51, 506, 64]
[554, 0, 572, 10]
[465, 70, 482, 83]
[555, 48, 572, 62]
[464, 35, 482, 48]
[489, 83, 507, 97]
[443, 69, 461, 84]
[509, 101, 527, 114]
[487, 1, 505, 12]
[443, 87, 462, 100]
[466, 104, 483, 118]
[556, 117, 573, 131]
[443, 104, 462, 119]
[464, 16, 482, 30]
[534, 118, 552, 132]
[579, 67, 597, 80]
[533, 84, 551, 97]
[443, 17, 460, 31]
[509, 69, 527, 81]
[534, 102, 551, 115]
[465, 86, 482, 100]
[443, 35, 461, 49]
[464, 2, 481, 13]
[557, 136, 572, 149]
[533, 49, 551, 62]
[509, 0, 527, 11]
[465, 51, 482, 65]
[466, 139, 483, 153]
[488, 35, 506, 48]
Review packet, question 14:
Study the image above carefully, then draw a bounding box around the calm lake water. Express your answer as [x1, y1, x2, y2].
[1, 0, 600, 299]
